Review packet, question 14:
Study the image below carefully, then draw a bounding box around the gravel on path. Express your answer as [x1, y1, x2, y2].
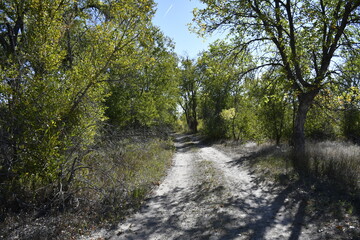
[81, 134, 315, 240]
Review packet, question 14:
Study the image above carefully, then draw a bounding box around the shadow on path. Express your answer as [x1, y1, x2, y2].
[117, 180, 308, 239]
[115, 135, 310, 240]
[172, 133, 207, 153]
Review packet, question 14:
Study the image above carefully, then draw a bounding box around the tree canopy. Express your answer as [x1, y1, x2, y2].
[194, 0, 360, 173]
[0, 0, 179, 208]
[1, 0, 360, 216]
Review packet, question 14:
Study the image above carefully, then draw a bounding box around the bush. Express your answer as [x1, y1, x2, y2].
[73, 131, 174, 222]
[0, 129, 175, 239]
[343, 108, 360, 144]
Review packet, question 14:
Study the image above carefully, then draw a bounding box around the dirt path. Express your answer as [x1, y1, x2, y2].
[83, 135, 314, 240]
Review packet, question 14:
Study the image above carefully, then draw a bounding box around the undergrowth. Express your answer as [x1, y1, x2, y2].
[305, 141, 360, 197]
[232, 140, 360, 238]
[79, 135, 174, 223]
[250, 141, 360, 198]
[249, 141, 360, 225]
[0, 133, 175, 239]
[253, 146, 293, 184]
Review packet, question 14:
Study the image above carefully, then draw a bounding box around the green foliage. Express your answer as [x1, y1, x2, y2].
[79, 133, 174, 220]
[251, 70, 293, 144]
[343, 108, 360, 142]
[220, 95, 263, 142]
[0, 0, 177, 212]
[305, 108, 338, 141]
[178, 58, 199, 133]
[105, 28, 179, 129]
[338, 53, 360, 143]
[197, 41, 242, 139]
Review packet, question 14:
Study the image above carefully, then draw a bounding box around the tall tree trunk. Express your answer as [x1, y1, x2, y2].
[192, 119, 198, 133]
[292, 89, 319, 175]
[191, 93, 198, 133]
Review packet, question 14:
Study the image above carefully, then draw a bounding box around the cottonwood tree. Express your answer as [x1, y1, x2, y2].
[338, 50, 360, 142]
[105, 28, 179, 129]
[179, 58, 199, 133]
[0, 0, 157, 205]
[194, 0, 360, 173]
[252, 69, 292, 145]
[197, 41, 244, 138]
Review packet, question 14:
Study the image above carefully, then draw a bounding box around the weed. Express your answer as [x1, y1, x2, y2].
[0, 132, 175, 239]
[244, 141, 360, 200]
[305, 141, 360, 196]
[247, 145, 295, 184]
[194, 159, 228, 203]
[78, 136, 174, 223]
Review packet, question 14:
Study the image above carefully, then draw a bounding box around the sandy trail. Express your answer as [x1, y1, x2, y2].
[83, 135, 313, 240]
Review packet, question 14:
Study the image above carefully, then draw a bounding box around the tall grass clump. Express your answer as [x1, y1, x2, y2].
[306, 141, 360, 197]
[0, 127, 175, 239]
[75, 131, 174, 223]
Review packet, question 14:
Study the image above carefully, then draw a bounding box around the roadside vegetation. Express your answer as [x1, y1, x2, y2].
[176, 1, 360, 229]
[0, 128, 174, 239]
[239, 142, 360, 201]
[1, 0, 360, 239]
[215, 140, 360, 238]
[0, 1, 177, 239]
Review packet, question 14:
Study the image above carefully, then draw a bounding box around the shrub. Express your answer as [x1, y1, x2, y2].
[74, 132, 174, 222]
[0, 128, 175, 238]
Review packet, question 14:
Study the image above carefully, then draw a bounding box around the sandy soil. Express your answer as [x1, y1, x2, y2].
[81, 135, 321, 240]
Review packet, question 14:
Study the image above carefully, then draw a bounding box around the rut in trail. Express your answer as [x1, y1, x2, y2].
[83, 135, 314, 240]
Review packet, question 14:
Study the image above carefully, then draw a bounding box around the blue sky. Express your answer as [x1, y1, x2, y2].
[153, 0, 224, 58]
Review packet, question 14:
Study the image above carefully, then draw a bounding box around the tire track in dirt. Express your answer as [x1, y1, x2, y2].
[81, 135, 314, 240]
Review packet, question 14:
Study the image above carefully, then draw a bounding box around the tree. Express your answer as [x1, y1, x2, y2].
[0, 0, 158, 205]
[105, 27, 179, 129]
[252, 69, 292, 145]
[194, 0, 360, 174]
[338, 51, 360, 142]
[197, 42, 242, 138]
[179, 58, 199, 133]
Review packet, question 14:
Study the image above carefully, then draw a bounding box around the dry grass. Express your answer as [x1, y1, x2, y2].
[238, 140, 360, 198]
[306, 141, 360, 196]
[246, 141, 360, 224]
[79, 137, 174, 221]
[0, 135, 175, 239]
[216, 140, 360, 238]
